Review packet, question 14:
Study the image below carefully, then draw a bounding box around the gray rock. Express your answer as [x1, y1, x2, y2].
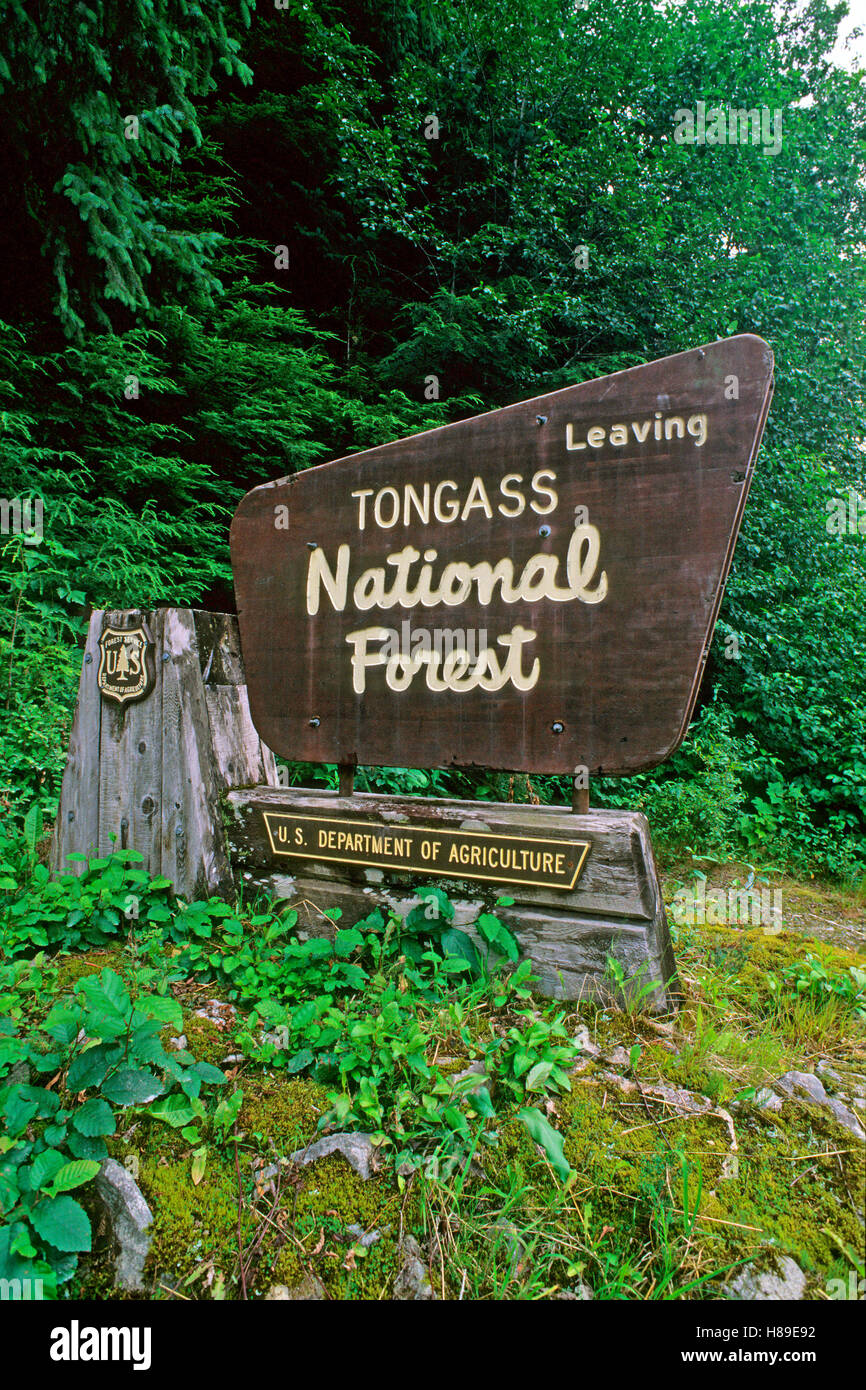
[94, 1158, 153, 1291]
[815, 1061, 844, 1089]
[573, 1026, 601, 1058]
[824, 1097, 865, 1140]
[393, 1234, 434, 1300]
[817, 1060, 866, 1100]
[266, 1272, 327, 1300]
[556, 1283, 594, 1300]
[606, 1046, 631, 1068]
[754, 1086, 783, 1113]
[288, 1132, 382, 1181]
[194, 1000, 237, 1027]
[345, 1224, 384, 1248]
[774, 1070, 828, 1105]
[772, 1071, 864, 1140]
[727, 1255, 807, 1301]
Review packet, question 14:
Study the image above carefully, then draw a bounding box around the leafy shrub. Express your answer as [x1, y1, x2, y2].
[772, 954, 866, 1022]
[0, 845, 177, 959]
[0, 963, 225, 1294]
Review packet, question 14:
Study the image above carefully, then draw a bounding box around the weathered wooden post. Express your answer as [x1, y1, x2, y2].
[51, 608, 277, 900]
[226, 335, 774, 1011]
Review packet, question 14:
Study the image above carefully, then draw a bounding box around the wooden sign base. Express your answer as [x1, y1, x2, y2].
[226, 788, 679, 1013]
[51, 608, 277, 901]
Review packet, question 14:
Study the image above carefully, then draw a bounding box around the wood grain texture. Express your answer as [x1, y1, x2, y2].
[50, 617, 103, 874]
[225, 788, 679, 1011]
[231, 334, 773, 776]
[51, 608, 278, 898]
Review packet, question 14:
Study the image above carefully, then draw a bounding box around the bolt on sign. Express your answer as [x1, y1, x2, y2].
[231, 335, 773, 777]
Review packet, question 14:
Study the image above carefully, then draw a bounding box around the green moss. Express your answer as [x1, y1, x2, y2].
[685, 926, 863, 1012]
[286, 1154, 418, 1300]
[140, 1149, 245, 1293]
[53, 946, 124, 990]
[470, 1067, 864, 1299]
[640, 1042, 730, 1101]
[111, 1078, 419, 1299]
[705, 1102, 866, 1274]
[240, 1076, 333, 1151]
[181, 1014, 233, 1067]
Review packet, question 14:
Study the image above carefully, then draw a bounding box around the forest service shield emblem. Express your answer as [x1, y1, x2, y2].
[97, 624, 155, 706]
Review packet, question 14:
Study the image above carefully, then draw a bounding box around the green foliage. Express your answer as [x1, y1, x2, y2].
[595, 702, 756, 858]
[0, 0, 254, 335]
[713, 451, 866, 877]
[517, 1107, 572, 1184]
[0, 961, 225, 1292]
[492, 1013, 579, 1100]
[1, 847, 580, 1192]
[0, 845, 178, 959]
[769, 954, 866, 1022]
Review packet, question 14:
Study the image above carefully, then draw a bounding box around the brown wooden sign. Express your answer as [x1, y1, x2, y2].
[231, 334, 773, 775]
[262, 808, 590, 890]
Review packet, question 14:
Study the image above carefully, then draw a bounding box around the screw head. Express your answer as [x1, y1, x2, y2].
[309, 716, 320, 728]
[551, 721, 564, 735]
[538, 524, 551, 538]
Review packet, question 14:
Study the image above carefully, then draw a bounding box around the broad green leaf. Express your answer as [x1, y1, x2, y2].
[526, 1060, 554, 1092]
[191, 1061, 226, 1085]
[0, 1223, 57, 1297]
[78, 969, 131, 1025]
[67, 1042, 116, 1091]
[285, 1048, 314, 1074]
[135, 994, 182, 1029]
[72, 1097, 115, 1137]
[3, 1089, 40, 1136]
[335, 927, 364, 956]
[439, 928, 481, 975]
[100, 1067, 163, 1106]
[0, 1037, 26, 1069]
[48, 1160, 100, 1194]
[518, 1107, 572, 1183]
[42, 1005, 81, 1045]
[468, 1086, 496, 1119]
[147, 1094, 195, 1128]
[29, 1195, 91, 1252]
[28, 1149, 67, 1192]
[66, 1132, 108, 1162]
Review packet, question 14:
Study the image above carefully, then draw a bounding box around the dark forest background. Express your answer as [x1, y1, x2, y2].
[1, 0, 864, 877]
